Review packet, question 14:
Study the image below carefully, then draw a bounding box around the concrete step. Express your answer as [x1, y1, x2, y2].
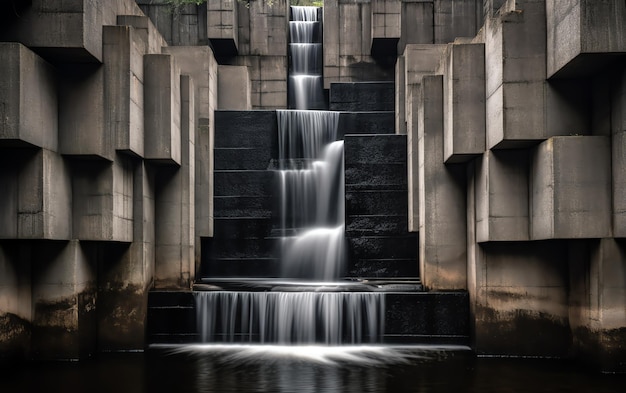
[146, 290, 470, 345]
[330, 82, 395, 112]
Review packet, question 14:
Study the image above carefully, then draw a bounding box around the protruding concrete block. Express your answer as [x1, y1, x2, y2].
[442, 43, 485, 163]
[475, 150, 529, 242]
[0, 43, 58, 151]
[547, 0, 626, 78]
[418, 75, 467, 290]
[72, 155, 134, 242]
[103, 25, 146, 157]
[434, 0, 482, 44]
[531, 136, 612, 240]
[0, 149, 71, 240]
[395, 55, 407, 134]
[144, 54, 181, 165]
[218, 65, 251, 110]
[208, 0, 239, 56]
[485, 0, 548, 149]
[32, 240, 96, 360]
[371, 0, 401, 39]
[116, 14, 168, 55]
[154, 75, 195, 290]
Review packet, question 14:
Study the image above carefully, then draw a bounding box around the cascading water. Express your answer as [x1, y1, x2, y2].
[195, 6, 385, 346]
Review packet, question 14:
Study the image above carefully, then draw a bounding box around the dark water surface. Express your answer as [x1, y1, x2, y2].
[1, 345, 624, 393]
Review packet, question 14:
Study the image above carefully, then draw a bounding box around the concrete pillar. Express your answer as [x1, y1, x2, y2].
[144, 54, 181, 165]
[154, 75, 195, 289]
[418, 75, 467, 290]
[475, 150, 529, 242]
[530, 136, 612, 240]
[0, 43, 58, 151]
[569, 239, 626, 372]
[103, 25, 146, 157]
[0, 243, 31, 360]
[612, 67, 626, 238]
[442, 43, 485, 163]
[395, 55, 406, 134]
[72, 155, 134, 242]
[97, 161, 155, 351]
[218, 65, 251, 110]
[32, 240, 96, 360]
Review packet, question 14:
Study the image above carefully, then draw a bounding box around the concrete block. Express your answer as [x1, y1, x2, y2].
[442, 43, 486, 163]
[0, 43, 58, 150]
[418, 75, 467, 290]
[218, 65, 251, 110]
[116, 14, 169, 55]
[144, 54, 181, 165]
[208, 0, 239, 56]
[329, 82, 395, 112]
[196, 118, 214, 239]
[395, 55, 407, 134]
[103, 25, 146, 157]
[399, 0, 434, 52]
[58, 64, 111, 160]
[72, 155, 134, 242]
[154, 75, 195, 290]
[547, 0, 626, 78]
[612, 68, 626, 237]
[434, 0, 481, 44]
[531, 136, 612, 240]
[371, 0, 401, 39]
[0, 242, 32, 359]
[403, 44, 446, 122]
[0, 149, 71, 240]
[32, 240, 96, 360]
[407, 85, 419, 232]
[485, 0, 548, 149]
[475, 150, 529, 242]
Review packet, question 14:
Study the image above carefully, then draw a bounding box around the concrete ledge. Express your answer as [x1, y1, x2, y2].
[531, 136, 611, 240]
[0, 43, 58, 150]
[547, 0, 626, 78]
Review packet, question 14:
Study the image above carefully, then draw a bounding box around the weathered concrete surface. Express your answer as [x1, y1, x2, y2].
[484, 0, 548, 149]
[568, 239, 626, 373]
[0, 43, 58, 151]
[104, 25, 146, 157]
[136, 0, 207, 46]
[218, 65, 251, 109]
[531, 136, 611, 240]
[472, 241, 571, 357]
[399, 0, 434, 52]
[72, 155, 134, 242]
[116, 14, 169, 55]
[442, 43, 485, 163]
[612, 66, 626, 238]
[546, 0, 626, 78]
[208, 0, 238, 55]
[475, 150, 529, 242]
[434, 0, 482, 44]
[31, 240, 96, 360]
[418, 75, 467, 290]
[144, 54, 181, 165]
[154, 75, 195, 290]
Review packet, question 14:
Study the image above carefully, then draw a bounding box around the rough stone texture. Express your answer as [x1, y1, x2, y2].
[136, 0, 207, 46]
[546, 0, 626, 78]
[475, 150, 529, 242]
[531, 136, 611, 240]
[484, 0, 548, 149]
[218, 65, 251, 109]
[329, 82, 395, 112]
[399, 0, 434, 53]
[0, 43, 58, 151]
[104, 25, 146, 157]
[208, 0, 238, 56]
[418, 75, 467, 290]
[442, 43, 485, 163]
[143, 54, 181, 165]
[434, 0, 482, 44]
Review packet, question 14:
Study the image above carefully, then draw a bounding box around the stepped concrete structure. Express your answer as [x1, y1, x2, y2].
[0, 0, 625, 372]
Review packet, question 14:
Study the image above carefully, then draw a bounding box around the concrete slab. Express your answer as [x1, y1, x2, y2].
[218, 65, 251, 110]
[0, 43, 58, 151]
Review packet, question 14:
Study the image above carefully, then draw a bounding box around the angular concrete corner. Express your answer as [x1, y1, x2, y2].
[0, 43, 58, 151]
[207, 0, 239, 56]
[418, 75, 467, 290]
[531, 136, 612, 240]
[442, 43, 486, 163]
[144, 54, 181, 165]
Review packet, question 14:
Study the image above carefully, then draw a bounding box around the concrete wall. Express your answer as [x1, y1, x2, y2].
[0, 0, 215, 359]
